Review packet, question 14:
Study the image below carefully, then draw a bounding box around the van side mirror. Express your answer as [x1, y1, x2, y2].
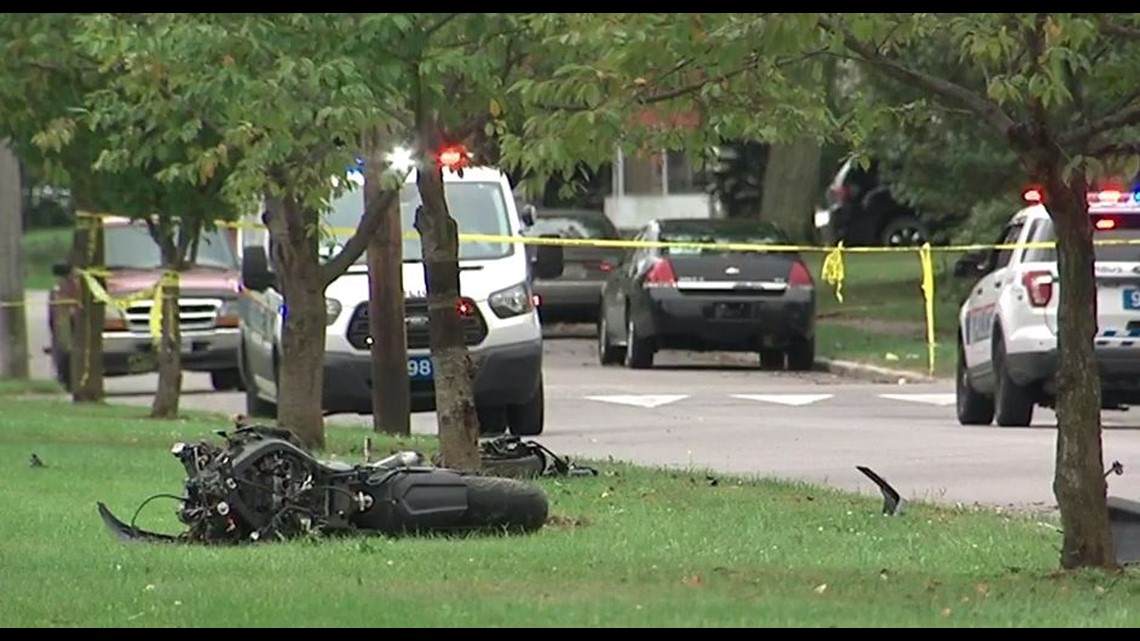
[521, 204, 536, 228]
[242, 245, 275, 292]
[532, 235, 564, 280]
[51, 263, 71, 278]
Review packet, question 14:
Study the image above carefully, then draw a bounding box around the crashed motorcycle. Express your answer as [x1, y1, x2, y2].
[98, 425, 549, 545]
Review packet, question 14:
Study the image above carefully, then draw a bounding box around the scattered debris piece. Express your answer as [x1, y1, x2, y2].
[856, 466, 906, 516]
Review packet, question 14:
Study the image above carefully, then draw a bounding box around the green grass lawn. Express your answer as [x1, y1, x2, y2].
[803, 250, 974, 378]
[3, 390, 1139, 627]
[24, 227, 72, 291]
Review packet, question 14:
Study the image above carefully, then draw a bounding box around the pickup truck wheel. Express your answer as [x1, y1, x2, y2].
[956, 342, 994, 426]
[506, 378, 544, 437]
[993, 334, 1034, 427]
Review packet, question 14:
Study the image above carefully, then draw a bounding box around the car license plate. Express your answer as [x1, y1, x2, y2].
[1125, 289, 1140, 311]
[407, 356, 433, 381]
[716, 302, 752, 319]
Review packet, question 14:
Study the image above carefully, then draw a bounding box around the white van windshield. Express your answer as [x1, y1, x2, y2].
[322, 179, 515, 263]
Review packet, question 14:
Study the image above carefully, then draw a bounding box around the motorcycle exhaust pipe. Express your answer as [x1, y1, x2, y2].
[372, 451, 426, 469]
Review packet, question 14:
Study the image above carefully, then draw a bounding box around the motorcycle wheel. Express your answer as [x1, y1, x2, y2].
[461, 475, 549, 533]
[482, 451, 547, 479]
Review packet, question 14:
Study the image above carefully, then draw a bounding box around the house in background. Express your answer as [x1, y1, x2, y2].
[606, 107, 715, 231]
[523, 108, 717, 233]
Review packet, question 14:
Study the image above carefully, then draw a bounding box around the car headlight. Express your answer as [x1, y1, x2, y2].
[488, 282, 533, 319]
[325, 297, 342, 325]
[218, 299, 240, 318]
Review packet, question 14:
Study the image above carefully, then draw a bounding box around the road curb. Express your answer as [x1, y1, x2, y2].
[815, 357, 940, 384]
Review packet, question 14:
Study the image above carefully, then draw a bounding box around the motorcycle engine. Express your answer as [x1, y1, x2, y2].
[173, 428, 327, 544]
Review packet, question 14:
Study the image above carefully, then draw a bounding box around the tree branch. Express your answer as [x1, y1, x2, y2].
[818, 15, 1021, 145]
[1087, 141, 1140, 159]
[1094, 13, 1140, 41]
[421, 13, 459, 39]
[320, 189, 397, 286]
[1058, 101, 1140, 147]
[535, 47, 827, 114]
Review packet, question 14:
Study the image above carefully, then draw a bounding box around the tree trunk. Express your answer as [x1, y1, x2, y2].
[414, 165, 481, 471]
[364, 126, 411, 436]
[70, 212, 104, 403]
[759, 139, 823, 243]
[0, 139, 28, 379]
[264, 195, 327, 450]
[149, 272, 182, 418]
[1041, 160, 1117, 571]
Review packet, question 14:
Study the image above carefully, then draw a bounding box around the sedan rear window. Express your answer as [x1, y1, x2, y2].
[659, 225, 789, 256]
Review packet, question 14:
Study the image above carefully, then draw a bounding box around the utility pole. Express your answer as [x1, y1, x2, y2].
[363, 126, 411, 436]
[0, 139, 29, 379]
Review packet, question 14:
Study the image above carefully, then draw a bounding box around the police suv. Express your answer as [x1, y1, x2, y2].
[955, 187, 1140, 427]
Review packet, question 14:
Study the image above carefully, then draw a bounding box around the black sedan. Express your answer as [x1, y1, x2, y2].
[524, 208, 625, 324]
[596, 218, 816, 371]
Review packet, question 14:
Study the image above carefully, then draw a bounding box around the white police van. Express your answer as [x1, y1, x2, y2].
[955, 186, 1140, 427]
[237, 154, 564, 436]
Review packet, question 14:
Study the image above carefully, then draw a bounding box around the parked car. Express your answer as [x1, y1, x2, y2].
[596, 217, 816, 370]
[523, 208, 624, 324]
[954, 187, 1140, 427]
[817, 157, 932, 247]
[48, 216, 244, 392]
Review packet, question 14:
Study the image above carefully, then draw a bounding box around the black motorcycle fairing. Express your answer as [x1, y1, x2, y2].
[352, 467, 472, 534]
[175, 434, 372, 543]
[97, 502, 182, 544]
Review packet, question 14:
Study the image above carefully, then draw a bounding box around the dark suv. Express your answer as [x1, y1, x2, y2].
[819, 157, 931, 247]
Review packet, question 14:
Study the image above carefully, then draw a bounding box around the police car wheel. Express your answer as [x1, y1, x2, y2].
[956, 342, 994, 426]
[992, 334, 1034, 428]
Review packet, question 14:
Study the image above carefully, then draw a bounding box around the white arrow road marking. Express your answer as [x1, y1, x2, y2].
[730, 394, 834, 406]
[584, 395, 690, 409]
[878, 393, 957, 407]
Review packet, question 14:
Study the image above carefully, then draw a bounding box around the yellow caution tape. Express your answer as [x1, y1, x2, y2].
[918, 243, 936, 377]
[59, 209, 1140, 379]
[820, 241, 845, 304]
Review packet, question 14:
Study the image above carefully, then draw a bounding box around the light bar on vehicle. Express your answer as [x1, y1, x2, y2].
[1088, 189, 1140, 205]
[1021, 186, 1140, 206]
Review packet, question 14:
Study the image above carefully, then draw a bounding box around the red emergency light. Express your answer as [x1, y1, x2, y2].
[437, 144, 469, 170]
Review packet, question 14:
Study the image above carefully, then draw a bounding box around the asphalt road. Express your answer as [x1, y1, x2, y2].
[23, 291, 1140, 511]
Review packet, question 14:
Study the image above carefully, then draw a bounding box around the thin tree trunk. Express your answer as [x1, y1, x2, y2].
[149, 272, 182, 418]
[364, 126, 410, 436]
[70, 212, 104, 403]
[759, 140, 822, 243]
[414, 164, 481, 471]
[0, 139, 28, 379]
[1041, 160, 1117, 570]
[264, 194, 328, 450]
